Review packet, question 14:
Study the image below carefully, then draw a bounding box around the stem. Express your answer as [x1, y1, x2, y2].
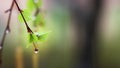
[13, 0, 38, 51]
[33, 42, 38, 51]
[0, 0, 14, 48]
[7, 0, 14, 31]
[13, 0, 33, 33]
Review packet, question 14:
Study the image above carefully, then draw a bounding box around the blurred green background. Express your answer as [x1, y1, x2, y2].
[0, 0, 120, 68]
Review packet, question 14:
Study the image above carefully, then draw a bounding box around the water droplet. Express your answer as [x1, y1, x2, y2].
[5, 29, 10, 34]
[34, 51, 38, 54]
[34, 49, 38, 54]
[0, 46, 2, 50]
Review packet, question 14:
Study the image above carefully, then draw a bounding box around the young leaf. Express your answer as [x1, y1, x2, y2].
[26, 0, 36, 11]
[35, 32, 50, 41]
[29, 33, 38, 43]
[36, 0, 42, 7]
[26, 0, 42, 11]
[18, 9, 33, 23]
[33, 14, 45, 26]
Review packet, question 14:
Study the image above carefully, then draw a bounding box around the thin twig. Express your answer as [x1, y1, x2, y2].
[33, 42, 38, 52]
[0, 0, 14, 48]
[13, 0, 38, 51]
[0, 0, 38, 52]
[13, 0, 33, 33]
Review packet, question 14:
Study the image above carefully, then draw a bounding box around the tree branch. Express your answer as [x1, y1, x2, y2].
[0, 0, 14, 65]
[0, 0, 39, 54]
[13, 0, 38, 52]
[0, 0, 14, 49]
[13, 0, 33, 33]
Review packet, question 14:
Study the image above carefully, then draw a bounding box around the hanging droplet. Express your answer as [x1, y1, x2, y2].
[5, 29, 10, 34]
[0, 46, 2, 50]
[34, 48, 38, 54]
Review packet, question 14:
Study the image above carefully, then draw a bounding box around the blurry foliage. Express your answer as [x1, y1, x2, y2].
[18, 0, 49, 47]
[33, 13, 45, 26]
[35, 31, 50, 41]
[28, 32, 50, 43]
[18, 0, 45, 26]
[27, 0, 42, 11]
[29, 33, 38, 43]
[18, 9, 33, 23]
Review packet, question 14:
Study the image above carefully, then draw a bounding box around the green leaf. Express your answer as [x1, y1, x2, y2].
[18, 9, 33, 23]
[34, 14, 45, 26]
[29, 33, 38, 43]
[26, 0, 36, 11]
[26, 0, 42, 11]
[36, 0, 42, 7]
[28, 31, 50, 43]
[35, 32, 50, 41]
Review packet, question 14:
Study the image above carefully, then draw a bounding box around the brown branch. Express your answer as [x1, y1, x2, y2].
[13, 0, 38, 52]
[0, 0, 14, 65]
[0, 0, 39, 53]
[0, 0, 14, 49]
[13, 0, 33, 33]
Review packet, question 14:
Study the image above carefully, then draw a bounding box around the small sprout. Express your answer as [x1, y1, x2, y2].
[34, 48, 38, 54]
[5, 9, 11, 13]
[29, 33, 38, 43]
[35, 31, 51, 41]
[33, 13, 45, 27]
[18, 9, 33, 23]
